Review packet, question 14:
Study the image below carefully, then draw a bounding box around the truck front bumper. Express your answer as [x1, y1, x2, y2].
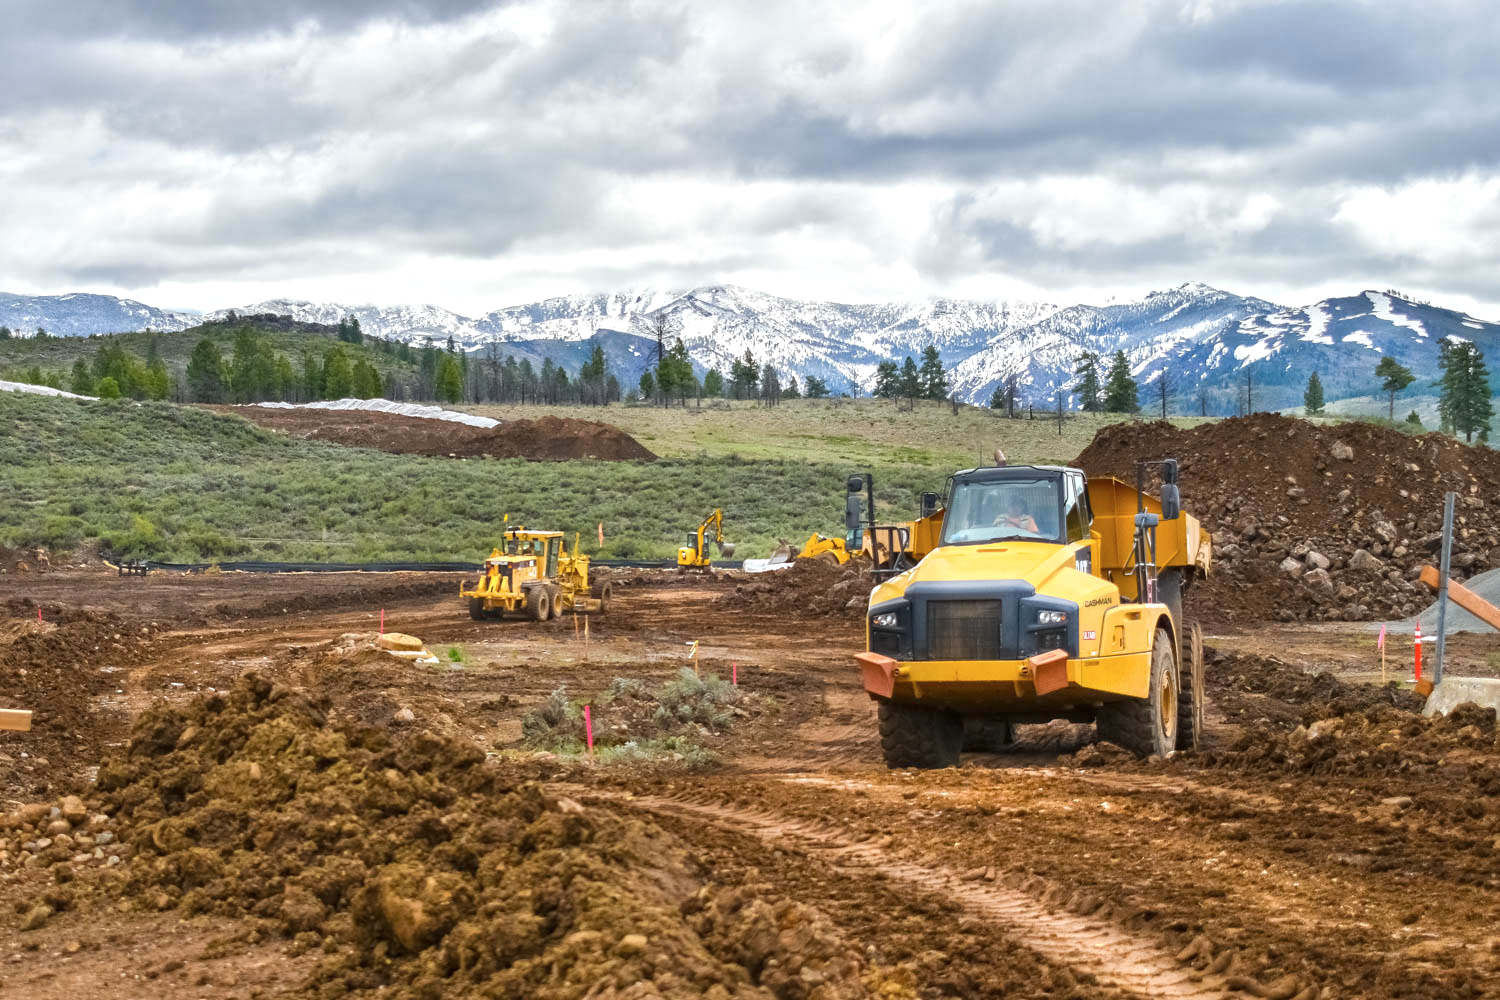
[854, 649, 1149, 711]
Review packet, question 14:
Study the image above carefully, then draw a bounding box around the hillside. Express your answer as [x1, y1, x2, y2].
[2, 394, 1053, 564]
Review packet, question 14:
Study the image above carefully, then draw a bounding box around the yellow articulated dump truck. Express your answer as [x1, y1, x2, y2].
[854, 460, 1210, 767]
[462, 527, 612, 622]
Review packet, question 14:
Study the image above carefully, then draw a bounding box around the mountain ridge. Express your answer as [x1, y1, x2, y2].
[5, 284, 1498, 411]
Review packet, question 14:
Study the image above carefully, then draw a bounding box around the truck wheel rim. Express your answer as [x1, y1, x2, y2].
[1161, 666, 1177, 745]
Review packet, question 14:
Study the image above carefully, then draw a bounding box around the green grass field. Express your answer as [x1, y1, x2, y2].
[0, 393, 1214, 563]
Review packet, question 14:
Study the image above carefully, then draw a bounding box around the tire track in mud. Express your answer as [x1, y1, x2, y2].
[624, 791, 1258, 1000]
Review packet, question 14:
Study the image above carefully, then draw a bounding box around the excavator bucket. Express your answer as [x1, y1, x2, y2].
[766, 539, 799, 565]
[718, 541, 736, 557]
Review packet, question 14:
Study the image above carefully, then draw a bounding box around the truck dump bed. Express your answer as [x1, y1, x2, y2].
[1086, 475, 1212, 602]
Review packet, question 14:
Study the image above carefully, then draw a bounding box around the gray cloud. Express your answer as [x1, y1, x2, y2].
[2, 0, 1500, 313]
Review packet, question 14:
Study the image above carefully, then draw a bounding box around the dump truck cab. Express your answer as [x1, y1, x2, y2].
[856, 461, 1210, 768]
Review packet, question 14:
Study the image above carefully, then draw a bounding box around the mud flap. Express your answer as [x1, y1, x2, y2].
[855, 652, 898, 699]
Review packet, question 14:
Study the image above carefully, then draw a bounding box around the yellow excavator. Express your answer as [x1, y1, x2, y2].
[462, 527, 612, 621]
[853, 460, 1211, 767]
[677, 509, 735, 571]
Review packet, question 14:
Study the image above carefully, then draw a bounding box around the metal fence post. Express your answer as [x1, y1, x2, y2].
[1435, 491, 1456, 684]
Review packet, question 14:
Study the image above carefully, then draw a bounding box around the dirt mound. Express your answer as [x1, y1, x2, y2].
[1205, 648, 1424, 730]
[90, 676, 892, 998]
[223, 407, 656, 461]
[720, 559, 873, 619]
[1077, 413, 1500, 624]
[0, 607, 154, 799]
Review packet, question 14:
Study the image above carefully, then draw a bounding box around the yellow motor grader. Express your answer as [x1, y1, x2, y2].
[461, 527, 612, 621]
[854, 460, 1211, 767]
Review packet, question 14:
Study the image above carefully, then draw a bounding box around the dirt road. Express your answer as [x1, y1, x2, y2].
[0, 569, 1496, 998]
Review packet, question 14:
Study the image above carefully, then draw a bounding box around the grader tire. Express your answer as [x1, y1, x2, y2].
[1096, 627, 1179, 758]
[468, 598, 488, 622]
[596, 581, 613, 614]
[1177, 620, 1206, 752]
[878, 701, 962, 769]
[526, 587, 551, 622]
[548, 585, 563, 620]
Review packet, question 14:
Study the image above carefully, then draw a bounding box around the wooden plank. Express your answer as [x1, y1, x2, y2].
[0, 709, 33, 732]
[1419, 565, 1500, 631]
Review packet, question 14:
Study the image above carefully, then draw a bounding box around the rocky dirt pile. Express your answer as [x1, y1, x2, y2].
[88, 675, 896, 998]
[1078, 413, 1500, 623]
[0, 793, 126, 880]
[227, 407, 657, 461]
[1204, 648, 1424, 730]
[721, 559, 873, 620]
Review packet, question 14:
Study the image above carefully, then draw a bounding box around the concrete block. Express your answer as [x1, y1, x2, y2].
[1422, 676, 1500, 717]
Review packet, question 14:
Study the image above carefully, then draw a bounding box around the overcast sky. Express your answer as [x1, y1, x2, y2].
[3, 0, 1499, 317]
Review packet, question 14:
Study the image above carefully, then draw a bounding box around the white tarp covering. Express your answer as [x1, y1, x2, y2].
[251, 398, 499, 428]
[0, 380, 93, 400]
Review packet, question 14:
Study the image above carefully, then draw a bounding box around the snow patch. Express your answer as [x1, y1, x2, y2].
[1464, 321, 1484, 330]
[1341, 331, 1380, 350]
[1366, 291, 1427, 339]
[250, 398, 499, 428]
[0, 380, 93, 399]
[1300, 304, 1333, 345]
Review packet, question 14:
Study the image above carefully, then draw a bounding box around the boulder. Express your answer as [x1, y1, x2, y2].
[1304, 550, 1330, 571]
[1279, 557, 1304, 577]
[1331, 441, 1354, 461]
[1303, 568, 1334, 591]
[1348, 549, 1384, 573]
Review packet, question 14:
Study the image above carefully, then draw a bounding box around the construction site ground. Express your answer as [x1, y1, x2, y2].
[2, 569, 1498, 999]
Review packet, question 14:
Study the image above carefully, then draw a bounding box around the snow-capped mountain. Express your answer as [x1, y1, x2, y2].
[10, 284, 1500, 411]
[0, 292, 196, 336]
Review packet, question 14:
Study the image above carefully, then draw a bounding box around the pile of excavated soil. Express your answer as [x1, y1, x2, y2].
[1204, 648, 1424, 730]
[0, 604, 156, 799]
[720, 559, 874, 620]
[89, 676, 899, 998]
[222, 407, 656, 461]
[1077, 413, 1500, 624]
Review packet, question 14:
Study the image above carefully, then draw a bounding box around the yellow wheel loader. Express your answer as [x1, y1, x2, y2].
[461, 528, 612, 622]
[677, 509, 735, 571]
[853, 461, 1210, 767]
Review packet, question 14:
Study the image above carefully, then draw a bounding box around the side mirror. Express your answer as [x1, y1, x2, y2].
[1160, 483, 1181, 520]
[846, 474, 865, 494]
[919, 491, 940, 517]
[845, 494, 864, 534]
[1161, 459, 1179, 485]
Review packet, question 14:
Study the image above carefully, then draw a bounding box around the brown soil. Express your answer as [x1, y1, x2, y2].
[719, 558, 873, 620]
[3, 569, 1500, 999]
[217, 407, 656, 461]
[1077, 413, 1500, 626]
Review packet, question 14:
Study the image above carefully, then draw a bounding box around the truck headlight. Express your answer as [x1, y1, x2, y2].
[1036, 610, 1068, 625]
[872, 612, 899, 628]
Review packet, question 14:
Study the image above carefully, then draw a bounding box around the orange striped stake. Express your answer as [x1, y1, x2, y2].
[574, 612, 579, 640]
[379, 609, 384, 635]
[584, 615, 590, 662]
[583, 704, 594, 757]
[38, 607, 42, 624]
[732, 661, 738, 686]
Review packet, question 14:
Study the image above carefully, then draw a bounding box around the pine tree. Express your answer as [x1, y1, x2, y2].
[703, 368, 724, 397]
[639, 369, 656, 400]
[96, 376, 121, 399]
[1375, 356, 1415, 422]
[0, 326, 10, 340]
[435, 355, 464, 404]
[323, 346, 355, 399]
[873, 360, 900, 398]
[1073, 352, 1103, 412]
[1303, 372, 1325, 415]
[804, 375, 830, 398]
[918, 346, 947, 400]
[1102, 350, 1139, 413]
[302, 352, 324, 402]
[899, 356, 920, 402]
[988, 385, 1005, 409]
[186, 338, 226, 403]
[783, 375, 801, 398]
[69, 358, 95, 396]
[1438, 340, 1495, 443]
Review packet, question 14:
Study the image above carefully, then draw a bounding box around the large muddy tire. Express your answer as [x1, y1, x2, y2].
[526, 586, 551, 622]
[1177, 620, 1206, 752]
[596, 580, 613, 614]
[817, 550, 841, 566]
[878, 701, 962, 769]
[547, 585, 563, 620]
[468, 598, 487, 621]
[1096, 627, 1178, 758]
[962, 716, 1015, 752]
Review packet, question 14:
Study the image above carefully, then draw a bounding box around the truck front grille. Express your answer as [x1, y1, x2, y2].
[925, 600, 1003, 660]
